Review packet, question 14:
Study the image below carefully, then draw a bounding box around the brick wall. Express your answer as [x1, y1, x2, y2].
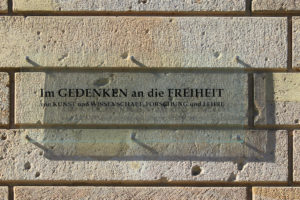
[0, 0, 300, 199]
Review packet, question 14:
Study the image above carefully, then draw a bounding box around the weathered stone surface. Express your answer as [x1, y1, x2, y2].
[253, 187, 300, 200]
[0, 0, 7, 13]
[253, 0, 300, 12]
[0, 129, 288, 182]
[0, 187, 8, 200]
[293, 17, 300, 68]
[13, 0, 245, 12]
[0, 73, 9, 125]
[0, 16, 287, 68]
[14, 186, 247, 200]
[15, 72, 248, 125]
[254, 73, 300, 125]
[293, 130, 300, 182]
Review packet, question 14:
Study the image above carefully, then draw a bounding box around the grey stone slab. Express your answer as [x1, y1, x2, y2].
[0, 129, 288, 182]
[15, 72, 248, 126]
[0, 16, 287, 68]
[14, 186, 247, 200]
[13, 0, 245, 12]
[254, 73, 300, 125]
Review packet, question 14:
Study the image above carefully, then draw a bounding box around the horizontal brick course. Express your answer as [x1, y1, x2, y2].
[0, 16, 287, 68]
[0, 73, 9, 125]
[254, 73, 300, 126]
[14, 187, 247, 200]
[12, 0, 245, 13]
[253, 187, 300, 200]
[0, 129, 288, 182]
[15, 72, 248, 126]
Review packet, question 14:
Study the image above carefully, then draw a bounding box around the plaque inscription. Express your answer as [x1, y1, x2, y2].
[15, 72, 248, 125]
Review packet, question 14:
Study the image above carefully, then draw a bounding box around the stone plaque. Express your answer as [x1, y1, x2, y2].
[15, 72, 248, 125]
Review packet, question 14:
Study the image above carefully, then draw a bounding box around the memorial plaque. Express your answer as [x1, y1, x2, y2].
[15, 72, 248, 125]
